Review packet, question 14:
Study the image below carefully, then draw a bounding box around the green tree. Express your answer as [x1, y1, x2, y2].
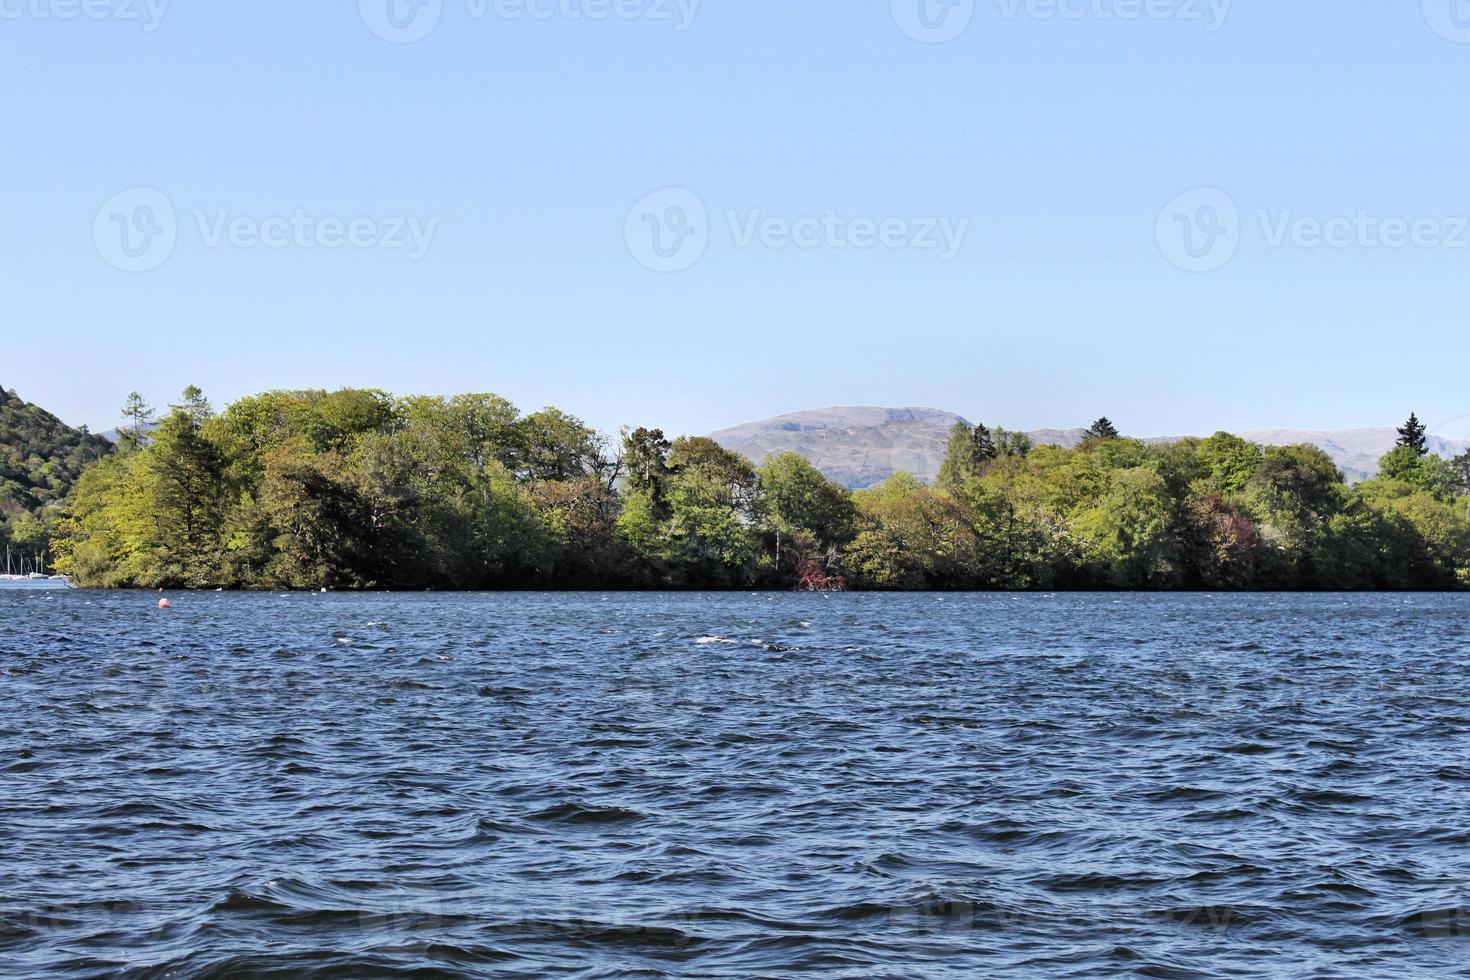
[171, 385, 212, 425]
[1085, 417, 1120, 442]
[446, 393, 522, 474]
[1179, 493, 1258, 588]
[54, 451, 160, 587]
[1245, 444, 1344, 587]
[148, 392, 228, 586]
[759, 452, 857, 545]
[622, 427, 672, 513]
[758, 452, 857, 585]
[517, 408, 606, 483]
[993, 427, 1034, 458]
[119, 391, 155, 451]
[1196, 431, 1264, 496]
[659, 437, 765, 586]
[1378, 445, 1456, 499]
[0, 387, 114, 566]
[46, 386, 1470, 594]
[847, 473, 982, 590]
[1451, 447, 1470, 496]
[1397, 412, 1428, 455]
[1070, 465, 1175, 588]
[937, 421, 997, 493]
[1357, 477, 1470, 588]
[965, 459, 1069, 589]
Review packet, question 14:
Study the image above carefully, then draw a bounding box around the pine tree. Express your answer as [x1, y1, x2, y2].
[1452, 448, 1470, 496]
[1396, 412, 1428, 456]
[972, 423, 996, 461]
[120, 391, 155, 451]
[150, 394, 226, 585]
[170, 385, 212, 425]
[938, 422, 998, 492]
[1086, 417, 1120, 442]
[622, 427, 672, 515]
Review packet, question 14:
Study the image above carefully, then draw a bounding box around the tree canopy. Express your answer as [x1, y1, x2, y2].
[1397, 412, 1428, 455]
[41, 391, 1470, 592]
[0, 386, 115, 566]
[1086, 417, 1121, 442]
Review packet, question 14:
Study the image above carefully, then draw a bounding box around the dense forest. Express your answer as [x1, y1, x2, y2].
[48, 388, 1470, 591]
[0, 386, 114, 564]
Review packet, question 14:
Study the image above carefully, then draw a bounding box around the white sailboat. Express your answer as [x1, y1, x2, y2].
[0, 546, 73, 589]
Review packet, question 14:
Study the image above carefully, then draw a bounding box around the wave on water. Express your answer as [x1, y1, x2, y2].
[4, 591, 1470, 977]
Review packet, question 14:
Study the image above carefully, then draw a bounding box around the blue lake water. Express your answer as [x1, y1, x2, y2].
[3, 591, 1470, 977]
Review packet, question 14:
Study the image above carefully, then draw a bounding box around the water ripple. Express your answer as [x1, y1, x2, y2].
[3, 591, 1470, 977]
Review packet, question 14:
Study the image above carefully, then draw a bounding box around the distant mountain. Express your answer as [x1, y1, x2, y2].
[711, 408, 1470, 488]
[0, 385, 115, 526]
[1240, 428, 1470, 484]
[710, 407, 1088, 488]
[98, 421, 159, 444]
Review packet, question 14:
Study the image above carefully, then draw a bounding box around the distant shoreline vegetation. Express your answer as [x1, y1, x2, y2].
[50, 389, 1470, 591]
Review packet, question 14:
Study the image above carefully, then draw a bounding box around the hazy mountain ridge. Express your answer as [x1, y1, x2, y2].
[711, 407, 1084, 487]
[1238, 428, 1470, 483]
[712, 408, 1469, 488]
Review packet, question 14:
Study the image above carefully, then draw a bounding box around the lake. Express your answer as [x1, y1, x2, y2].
[3, 591, 1470, 977]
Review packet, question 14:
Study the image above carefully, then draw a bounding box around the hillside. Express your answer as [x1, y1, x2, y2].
[0, 386, 114, 550]
[1240, 427, 1470, 484]
[712, 408, 1469, 488]
[710, 407, 1089, 487]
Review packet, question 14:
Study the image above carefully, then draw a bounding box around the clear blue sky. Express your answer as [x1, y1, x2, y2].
[6, 0, 1470, 440]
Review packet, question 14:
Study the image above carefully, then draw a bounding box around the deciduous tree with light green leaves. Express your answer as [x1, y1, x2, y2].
[49, 389, 1470, 592]
[937, 421, 998, 493]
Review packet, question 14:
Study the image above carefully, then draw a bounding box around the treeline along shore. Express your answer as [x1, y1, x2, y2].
[49, 387, 1470, 591]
